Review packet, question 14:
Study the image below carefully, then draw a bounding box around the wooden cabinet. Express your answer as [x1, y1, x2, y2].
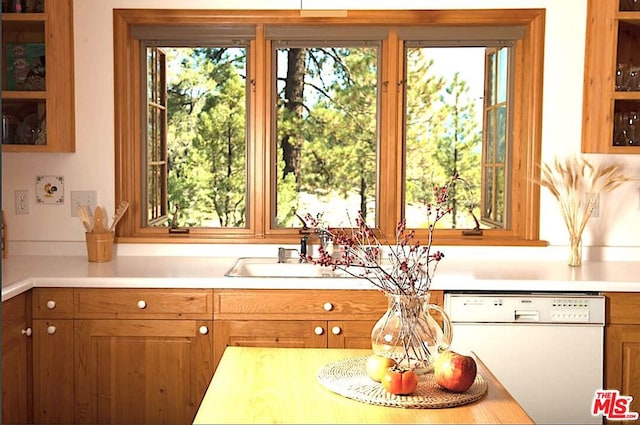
[604, 292, 640, 424]
[1, 0, 75, 152]
[1, 292, 32, 425]
[583, 0, 640, 153]
[5, 285, 446, 424]
[31, 288, 74, 424]
[73, 289, 214, 425]
[212, 289, 392, 368]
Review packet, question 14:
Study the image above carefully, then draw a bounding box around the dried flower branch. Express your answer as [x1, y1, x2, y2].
[303, 173, 461, 296]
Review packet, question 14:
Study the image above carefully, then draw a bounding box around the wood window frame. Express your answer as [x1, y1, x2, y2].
[113, 9, 546, 246]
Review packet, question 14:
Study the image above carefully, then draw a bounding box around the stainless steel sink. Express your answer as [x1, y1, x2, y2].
[225, 257, 350, 278]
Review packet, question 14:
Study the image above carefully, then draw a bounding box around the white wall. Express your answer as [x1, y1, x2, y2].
[2, 0, 640, 258]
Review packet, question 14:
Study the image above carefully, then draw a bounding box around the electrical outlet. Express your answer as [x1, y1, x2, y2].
[70, 190, 97, 217]
[15, 190, 29, 215]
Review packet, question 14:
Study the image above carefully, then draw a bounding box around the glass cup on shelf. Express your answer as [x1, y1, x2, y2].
[613, 111, 629, 146]
[628, 111, 639, 145]
[616, 63, 640, 91]
[613, 110, 640, 146]
[620, 0, 640, 11]
[615, 64, 640, 91]
[628, 67, 640, 91]
[616, 63, 629, 91]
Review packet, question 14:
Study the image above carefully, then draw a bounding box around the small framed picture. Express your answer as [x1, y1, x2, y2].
[36, 175, 64, 204]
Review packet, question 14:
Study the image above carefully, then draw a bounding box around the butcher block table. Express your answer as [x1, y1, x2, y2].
[193, 347, 533, 424]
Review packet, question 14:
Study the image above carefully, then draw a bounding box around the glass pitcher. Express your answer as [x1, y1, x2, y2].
[371, 292, 453, 373]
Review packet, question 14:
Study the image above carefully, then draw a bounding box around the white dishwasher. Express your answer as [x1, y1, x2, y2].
[445, 292, 605, 425]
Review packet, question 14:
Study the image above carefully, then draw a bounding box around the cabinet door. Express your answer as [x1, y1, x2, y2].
[605, 324, 640, 423]
[327, 320, 376, 349]
[1, 0, 75, 152]
[213, 320, 326, 369]
[32, 318, 74, 424]
[582, 0, 640, 153]
[74, 319, 213, 425]
[2, 293, 31, 425]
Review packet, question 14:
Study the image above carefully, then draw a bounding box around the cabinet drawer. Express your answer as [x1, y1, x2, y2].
[32, 288, 74, 319]
[74, 288, 213, 319]
[606, 292, 640, 324]
[214, 289, 387, 320]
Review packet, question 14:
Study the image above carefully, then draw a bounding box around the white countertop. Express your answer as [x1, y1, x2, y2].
[2, 255, 639, 301]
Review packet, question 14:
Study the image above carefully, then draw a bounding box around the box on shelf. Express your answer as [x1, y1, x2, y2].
[5, 43, 46, 91]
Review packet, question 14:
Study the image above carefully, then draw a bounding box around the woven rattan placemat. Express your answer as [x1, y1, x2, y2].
[317, 355, 488, 409]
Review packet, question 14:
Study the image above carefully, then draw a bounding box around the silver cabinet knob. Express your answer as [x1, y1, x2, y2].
[47, 325, 56, 335]
[199, 325, 209, 335]
[331, 326, 342, 335]
[46, 300, 56, 309]
[323, 302, 334, 311]
[314, 326, 325, 335]
[21, 328, 32, 337]
[137, 300, 147, 309]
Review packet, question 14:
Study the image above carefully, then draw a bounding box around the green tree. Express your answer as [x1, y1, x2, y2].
[404, 48, 482, 229]
[166, 47, 247, 227]
[276, 46, 378, 227]
[431, 73, 482, 228]
[163, 45, 482, 230]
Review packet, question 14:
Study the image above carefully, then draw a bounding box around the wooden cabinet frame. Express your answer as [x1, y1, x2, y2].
[1, 0, 75, 153]
[582, 0, 640, 154]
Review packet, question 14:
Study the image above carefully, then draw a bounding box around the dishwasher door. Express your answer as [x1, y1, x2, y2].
[445, 292, 605, 424]
[449, 322, 603, 424]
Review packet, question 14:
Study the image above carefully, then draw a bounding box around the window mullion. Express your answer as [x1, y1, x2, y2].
[378, 31, 403, 239]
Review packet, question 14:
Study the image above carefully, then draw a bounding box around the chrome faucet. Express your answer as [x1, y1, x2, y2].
[317, 230, 331, 251]
[278, 247, 300, 263]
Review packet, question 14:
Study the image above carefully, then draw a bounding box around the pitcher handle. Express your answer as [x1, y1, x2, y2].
[427, 303, 453, 352]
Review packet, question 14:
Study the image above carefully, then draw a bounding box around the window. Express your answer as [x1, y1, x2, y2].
[114, 9, 545, 245]
[404, 46, 490, 230]
[269, 30, 382, 229]
[482, 46, 510, 228]
[146, 47, 168, 226]
[154, 46, 249, 228]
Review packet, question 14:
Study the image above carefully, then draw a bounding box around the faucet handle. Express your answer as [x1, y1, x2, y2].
[278, 247, 286, 263]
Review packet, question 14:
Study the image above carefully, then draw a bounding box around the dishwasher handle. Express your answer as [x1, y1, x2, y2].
[514, 309, 539, 322]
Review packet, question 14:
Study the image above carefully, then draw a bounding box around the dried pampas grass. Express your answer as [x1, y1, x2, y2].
[538, 156, 631, 266]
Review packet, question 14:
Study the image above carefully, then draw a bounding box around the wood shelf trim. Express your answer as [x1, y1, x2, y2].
[1, 13, 46, 22]
[2, 91, 47, 100]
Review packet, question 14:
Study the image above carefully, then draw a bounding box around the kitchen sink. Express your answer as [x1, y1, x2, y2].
[225, 257, 351, 278]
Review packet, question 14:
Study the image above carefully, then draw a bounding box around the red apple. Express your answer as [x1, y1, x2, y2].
[433, 350, 477, 392]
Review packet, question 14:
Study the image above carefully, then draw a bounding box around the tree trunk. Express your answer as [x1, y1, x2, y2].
[281, 48, 306, 189]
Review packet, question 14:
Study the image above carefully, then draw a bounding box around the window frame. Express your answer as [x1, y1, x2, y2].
[113, 9, 546, 246]
[145, 46, 168, 226]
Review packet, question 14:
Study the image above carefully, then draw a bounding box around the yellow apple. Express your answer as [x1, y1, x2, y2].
[433, 350, 477, 392]
[365, 354, 397, 382]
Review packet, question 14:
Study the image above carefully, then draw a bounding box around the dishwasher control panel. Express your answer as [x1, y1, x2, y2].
[551, 298, 592, 323]
[445, 293, 605, 325]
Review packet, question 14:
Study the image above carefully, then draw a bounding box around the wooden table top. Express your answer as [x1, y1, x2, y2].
[193, 346, 534, 424]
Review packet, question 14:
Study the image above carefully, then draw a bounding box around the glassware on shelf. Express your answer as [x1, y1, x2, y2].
[614, 111, 629, 146]
[616, 63, 629, 91]
[615, 63, 640, 91]
[629, 67, 640, 91]
[630, 111, 639, 145]
[620, 0, 640, 11]
[613, 110, 640, 146]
